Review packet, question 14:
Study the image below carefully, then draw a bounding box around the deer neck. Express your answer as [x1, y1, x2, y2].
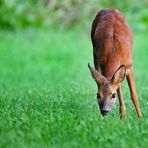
[104, 59, 120, 80]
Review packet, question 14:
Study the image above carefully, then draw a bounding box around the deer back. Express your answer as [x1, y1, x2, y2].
[91, 9, 133, 77]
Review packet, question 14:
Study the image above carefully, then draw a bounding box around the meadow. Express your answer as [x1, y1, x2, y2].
[0, 28, 148, 148]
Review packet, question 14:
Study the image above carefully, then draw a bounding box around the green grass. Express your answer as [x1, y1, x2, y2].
[0, 28, 148, 148]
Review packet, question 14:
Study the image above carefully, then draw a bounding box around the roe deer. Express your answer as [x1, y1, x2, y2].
[88, 8, 142, 118]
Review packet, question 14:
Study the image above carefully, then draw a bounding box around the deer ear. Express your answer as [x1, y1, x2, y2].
[112, 65, 126, 84]
[88, 63, 106, 85]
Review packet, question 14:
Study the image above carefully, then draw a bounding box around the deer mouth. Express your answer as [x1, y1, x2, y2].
[101, 110, 109, 116]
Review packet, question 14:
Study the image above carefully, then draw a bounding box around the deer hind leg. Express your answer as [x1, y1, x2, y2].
[117, 85, 126, 118]
[126, 68, 142, 117]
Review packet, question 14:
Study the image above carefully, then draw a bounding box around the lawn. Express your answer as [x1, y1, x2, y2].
[0, 28, 148, 148]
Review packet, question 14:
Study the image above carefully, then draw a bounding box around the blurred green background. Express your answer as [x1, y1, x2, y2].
[0, 0, 148, 31]
[0, 0, 148, 148]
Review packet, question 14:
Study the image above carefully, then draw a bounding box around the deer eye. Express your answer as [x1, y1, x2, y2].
[112, 93, 115, 98]
[97, 93, 100, 98]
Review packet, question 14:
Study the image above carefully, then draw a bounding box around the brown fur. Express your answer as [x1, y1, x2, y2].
[91, 9, 132, 78]
[89, 8, 142, 118]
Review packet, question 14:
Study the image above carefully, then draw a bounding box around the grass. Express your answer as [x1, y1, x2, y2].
[0, 28, 148, 148]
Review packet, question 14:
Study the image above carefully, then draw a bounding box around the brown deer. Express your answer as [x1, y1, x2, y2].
[88, 8, 142, 118]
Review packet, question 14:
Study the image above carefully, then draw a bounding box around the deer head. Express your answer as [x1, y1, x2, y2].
[88, 63, 126, 116]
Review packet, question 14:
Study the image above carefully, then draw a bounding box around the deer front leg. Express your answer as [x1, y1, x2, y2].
[126, 68, 142, 117]
[117, 85, 126, 118]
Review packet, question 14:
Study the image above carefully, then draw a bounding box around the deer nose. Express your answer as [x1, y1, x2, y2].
[101, 110, 109, 116]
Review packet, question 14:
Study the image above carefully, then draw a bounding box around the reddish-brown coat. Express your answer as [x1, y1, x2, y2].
[91, 8, 133, 78]
[89, 8, 142, 118]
